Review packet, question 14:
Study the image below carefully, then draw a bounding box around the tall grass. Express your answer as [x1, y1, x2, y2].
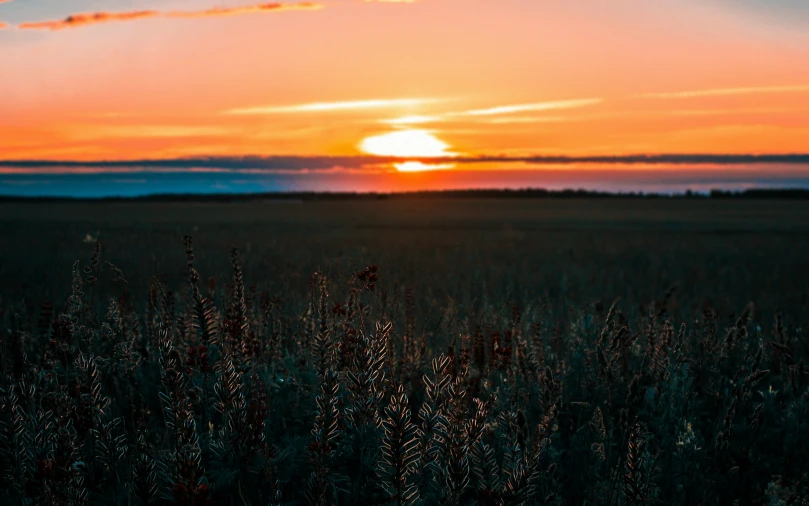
[0, 236, 807, 505]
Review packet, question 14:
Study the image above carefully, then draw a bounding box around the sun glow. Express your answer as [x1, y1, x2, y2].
[359, 129, 453, 157]
[394, 161, 455, 172]
[381, 115, 442, 125]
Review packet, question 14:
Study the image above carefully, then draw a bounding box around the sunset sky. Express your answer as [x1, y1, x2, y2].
[2, 0, 809, 195]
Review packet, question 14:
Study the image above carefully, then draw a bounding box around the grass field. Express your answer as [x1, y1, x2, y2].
[3, 199, 809, 318]
[1, 198, 808, 504]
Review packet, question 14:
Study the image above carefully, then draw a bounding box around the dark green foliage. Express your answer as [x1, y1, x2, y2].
[1, 205, 809, 506]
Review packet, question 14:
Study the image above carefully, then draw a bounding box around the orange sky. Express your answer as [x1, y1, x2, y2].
[1, 0, 809, 174]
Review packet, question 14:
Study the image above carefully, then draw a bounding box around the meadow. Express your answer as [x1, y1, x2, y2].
[1, 197, 808, 505]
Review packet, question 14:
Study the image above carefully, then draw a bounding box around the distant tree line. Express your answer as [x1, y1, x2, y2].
[1, 188, 809, 203]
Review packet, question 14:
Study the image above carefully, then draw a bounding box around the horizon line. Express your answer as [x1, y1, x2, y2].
[2, 187, 808, 202]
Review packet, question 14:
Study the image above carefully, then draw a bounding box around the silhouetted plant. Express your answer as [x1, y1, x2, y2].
[0, 235, 806, 505]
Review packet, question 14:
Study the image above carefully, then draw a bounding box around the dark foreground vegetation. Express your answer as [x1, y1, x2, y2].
[1, 199, 808, 505]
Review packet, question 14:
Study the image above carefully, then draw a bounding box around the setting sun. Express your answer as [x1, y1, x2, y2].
[359, 130, 454, 158]
[393, 161, 456, 173]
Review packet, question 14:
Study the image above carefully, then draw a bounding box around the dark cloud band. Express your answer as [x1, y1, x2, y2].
[2, 154, 809, 172]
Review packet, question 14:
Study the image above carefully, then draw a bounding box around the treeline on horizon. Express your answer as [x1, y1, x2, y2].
[2, 188, 809, 203]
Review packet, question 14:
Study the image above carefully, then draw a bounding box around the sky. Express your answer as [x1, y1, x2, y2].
[1, 0, 809, 195]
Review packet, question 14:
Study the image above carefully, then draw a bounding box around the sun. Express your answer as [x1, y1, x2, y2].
[394, 161, 455, 172]
[359, 129, 453, 158]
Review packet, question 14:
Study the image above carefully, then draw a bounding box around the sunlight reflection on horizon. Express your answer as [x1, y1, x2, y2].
[393, 161, 456, 172]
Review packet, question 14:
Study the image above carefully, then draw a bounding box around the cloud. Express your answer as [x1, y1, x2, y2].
[167, 2, 322, 19]
[449, 154, 809, 165]
[0, 22, 8, 30]
[0, 156, 390, 174]
[376, 98, 602, 125]
[18, 2, 322, 30]
[230, 96, 599, 119]
[372, 98, 604, 127]
[20, 11, 159, 30]
[484, 116, 576, 124]
[641, 85, 809, 99]
[227, 98, 437, 114]
[459, 98, 604, 116]
[2, 153, 808, 175]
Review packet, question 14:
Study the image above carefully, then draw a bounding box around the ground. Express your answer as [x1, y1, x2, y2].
[2, 198, 808, 320]
[2, 197, 809, 504]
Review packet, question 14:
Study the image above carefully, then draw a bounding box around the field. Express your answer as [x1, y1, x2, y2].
[1, 198, 808, 505]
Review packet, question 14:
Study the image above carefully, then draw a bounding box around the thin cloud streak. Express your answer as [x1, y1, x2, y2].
[233, 97, 600, 120]
[485, 116, 574, 124]
[641, 85, 809, 99]
[0, 156, 390, 173]
[167, 2, 322, 18]
[381, 101, 808, 127]
[18, 2, 322, 30]
[459, 98, 603, 116]
[227, 98, 437, 115]
[0, 165, 389, 176]
[20, 11, 158, 30]
[378, 98, 603, 125]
